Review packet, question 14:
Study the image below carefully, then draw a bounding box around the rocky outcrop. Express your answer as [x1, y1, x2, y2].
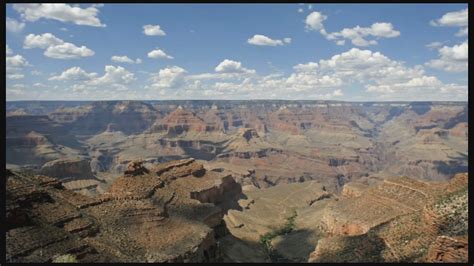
[148, 107, 207, 135]
[425, 236, 467, 263]
[305, 173, 468, 263]
[319, 176, 439, 236]
[152, 158, 206, 181]
[7, 158, 245, 263]
[341, 182, 368, 198]
[190, 175, 242, 204]
[40, 158, 95, 180]
[124, 160, 150, 177]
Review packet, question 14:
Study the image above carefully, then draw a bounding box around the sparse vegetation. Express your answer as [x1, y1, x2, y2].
[52, 254, 78, 263]
[433, 187, 468, 236]
[259, 210, 297, 262]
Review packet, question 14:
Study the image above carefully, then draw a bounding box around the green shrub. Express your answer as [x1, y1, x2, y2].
[258, 210, 298, 260]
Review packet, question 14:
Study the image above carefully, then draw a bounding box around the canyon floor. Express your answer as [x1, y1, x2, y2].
[5, 100, 469, 262]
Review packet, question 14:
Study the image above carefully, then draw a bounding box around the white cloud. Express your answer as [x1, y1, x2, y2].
[144, 48, 466, 100]
[430, 8, 467, 27]
[426, 40, 468, 72]
[47, 65, 135, 93]
[7, 84, 27, 99]
[439, 41, 468, 61]
[247, 34, 291, 46]
[13, 3, 105, 27]
[111, 55, 142, 64]
[430, 8, 468, 38]
[305, 11, 327, 31]
[455, 27, 468, 37]
[298, 8, 304, 13]
[147, 48, 173, 59]
[34, 82, 47, 87]
[90, 65, 135, 86]
[323, 22, 400, 46]
[293, 62, 318, 72]
[215, 59, 256, 74]
[333, 89, 343, 97]
[6, 17, 25, 32]
[24, 33, 63, 49]
[305, 10, 400, 46]
[6, 54, 30, 68]
[186, 60, 257, 82]
[143, 24, 166, 36]
[49, 66, 98, 81]
[23, 33, 94, 59]
[7, 73, 25, 80]
[150, 66, 187, 89]
[426, 41, 444, 50]
[44, 42, 95, 59]
[6, 44, 13, 55]
[6, 54, 30, 80]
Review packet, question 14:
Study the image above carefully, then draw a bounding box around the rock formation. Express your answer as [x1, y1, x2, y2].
[6, 158, 243, 263]
[6, 101, 467, 187]
[40, 158, 95, 180]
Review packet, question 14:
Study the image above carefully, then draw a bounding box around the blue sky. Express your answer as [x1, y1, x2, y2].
[6, 3, 468, 101]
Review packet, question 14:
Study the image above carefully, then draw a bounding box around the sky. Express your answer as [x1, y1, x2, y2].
[5, 3, 468, 101]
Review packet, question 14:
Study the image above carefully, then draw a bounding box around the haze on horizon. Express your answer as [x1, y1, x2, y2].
[6, 3, 468, 101]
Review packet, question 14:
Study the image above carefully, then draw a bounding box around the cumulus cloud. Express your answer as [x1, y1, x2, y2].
[150, 66, 187, 89]
[24, 33, 63, 49]
[186, 60, 256, 82]
[305, 10, 400, 46]
[44, 43, 95, 59]
[49, 66, 98, 81]
[426, 40, 468, 72]
[147, 48, 173, 59]
[305, 11, 327, 31]
[49, 65, 135, 93]
[430, 8, 468, 37]
[111, 55, 142, 64]
[6, 17, 25, 32]
[323, 22, 400, 46]
[6, 54, 30, 68]
[312, 48, 466, 100]
[90, 65, 135, 86]
[247, 34, 291, 46]
[181, 48, 465, 100]
[13, 3, 105, 27]
[24, 33, 94, 59]
[6, 53, 30, 80]
[430, 8, 467, 27]
[143, 24, 166, 36]
[215, 59, 256, 74]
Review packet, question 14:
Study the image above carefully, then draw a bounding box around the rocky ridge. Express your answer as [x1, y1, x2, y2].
[6, 159, 242, 263]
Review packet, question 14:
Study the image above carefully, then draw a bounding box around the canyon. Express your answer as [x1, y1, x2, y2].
[5, 100, 468, 262]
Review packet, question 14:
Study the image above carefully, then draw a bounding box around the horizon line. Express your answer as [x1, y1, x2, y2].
[6, 99, 468, 103]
